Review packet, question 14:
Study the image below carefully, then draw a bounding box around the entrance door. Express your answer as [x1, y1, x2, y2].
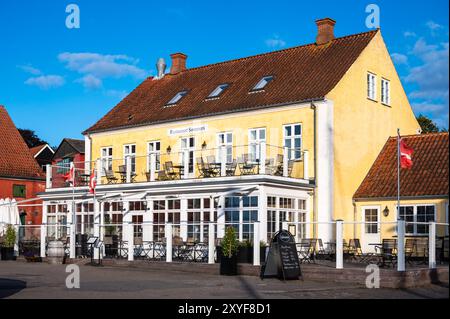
[361, 207, 381, 253]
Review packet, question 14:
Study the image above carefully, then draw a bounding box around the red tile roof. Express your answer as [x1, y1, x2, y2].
[29, 144, 47, 157]
[354, 133, 449, 199]
[84, 30, 378, 134]
[0, 105, 44, 179]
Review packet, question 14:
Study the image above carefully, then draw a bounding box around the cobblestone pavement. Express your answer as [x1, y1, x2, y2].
[0, 262, 448, 299]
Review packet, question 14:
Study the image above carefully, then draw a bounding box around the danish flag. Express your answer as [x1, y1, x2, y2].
[89, 169, 97, 194]
[63, 165, 75, 186]
[400, 139, 413, 169]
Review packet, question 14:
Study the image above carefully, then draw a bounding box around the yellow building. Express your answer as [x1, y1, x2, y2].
[40, 18, 423, 249]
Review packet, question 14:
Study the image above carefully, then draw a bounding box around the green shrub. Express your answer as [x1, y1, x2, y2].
[4, 225, 16, 248]
[221, 227, 238, 258]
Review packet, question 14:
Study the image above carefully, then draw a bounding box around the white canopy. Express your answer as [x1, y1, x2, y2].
[0, 198, 20, 236]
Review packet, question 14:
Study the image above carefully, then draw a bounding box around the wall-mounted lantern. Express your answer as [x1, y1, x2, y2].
[383, 206, 389, 217]
[202, 141, 207, 150]
[166, 145, 172, 154]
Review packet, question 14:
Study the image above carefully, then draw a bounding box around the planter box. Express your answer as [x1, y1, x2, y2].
[1, 247, 16, 261]
[220, 255, 238, 275]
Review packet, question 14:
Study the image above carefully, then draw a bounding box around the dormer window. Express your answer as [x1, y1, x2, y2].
[207, 84, 229, 99]
[251, 75, 274, 92]
[166, 90, 188, 106]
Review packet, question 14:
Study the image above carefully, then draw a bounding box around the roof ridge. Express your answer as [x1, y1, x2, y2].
[173, 29, 379, 74]
[388, 132, 449, 140]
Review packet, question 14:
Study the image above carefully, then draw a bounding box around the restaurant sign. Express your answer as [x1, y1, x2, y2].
[168, 125, 208, 136]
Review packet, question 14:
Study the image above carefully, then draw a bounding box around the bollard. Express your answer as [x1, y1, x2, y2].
[336, 220, 343, 269]
[127, 223, 134, 261]
[40, 224, 46, 258]
[166, 222, 173, 262]
[69, 223, 76, 258]
[253, 222, 260, 266]
[397, 219, 405, 271]
[429, 222, 436, 269]
[208, 222, 215, 264]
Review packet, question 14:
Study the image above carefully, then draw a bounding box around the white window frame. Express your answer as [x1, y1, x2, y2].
[397, 204, 436, 235]
[248, 128, 266, 161]
[367, 72, 377, 101]
[283, 123, 302, 160]
[100, 147, 113, 176]
[165, 90, 188, 107]
[180, 137, 195, 175]
[123, 144, 136, 173]
[251, 75, 274, 91]
[216, 132, 233, 163]
[147, 141, 161, 171]
[381, 78, 390, 105]
[208, 83, 229, 99]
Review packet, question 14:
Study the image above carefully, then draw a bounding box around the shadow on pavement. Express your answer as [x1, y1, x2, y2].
[0, 278, 27, 298]
[236, 276, 263, 299]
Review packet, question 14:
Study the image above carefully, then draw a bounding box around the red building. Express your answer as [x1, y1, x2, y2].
[0, 105, 45, 225]
[51, 138, 85, 188]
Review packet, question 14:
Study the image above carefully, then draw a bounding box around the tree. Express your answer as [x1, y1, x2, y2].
[18, 128, 48, 148]
[416, 115, 441, 134]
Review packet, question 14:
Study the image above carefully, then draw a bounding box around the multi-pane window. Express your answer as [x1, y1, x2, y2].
[284, 124, 302, 160]
[367, 72, 377, 100]
[148, 141, 161, 171]
[364, 209, 378, 234]
[101, 147, 113, 174]
[13, 185, 26, 198]
[225, 196, 240, 235]
[132, 215, 143, 238]
[124, 144, 136, 173]
[242, 196, 258, 241]
[249, 128, 266, 161]
[381, 78, 390, 105]
[217, 132, 233, 163]
[152, 199, 181, 241]
[180, 137, 195, 174]
[56, 158, 70, 174]
[399, 205, 435, 235]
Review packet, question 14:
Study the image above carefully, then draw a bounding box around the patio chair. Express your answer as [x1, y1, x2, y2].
[264, 158, 275, 175]
[414, 238, 428, 264]
[164, 161, 180, 180]
[206, 155, 216, 164]
[103, 168, 118, 184]
[375, 239, 397, 268]
[349, 239, 376, 263]
[296, 239, 313, 263]
[196, 157, 207, 178]
[226, 160, 237, 176]
[316, 239, 329, 259]
[405, 238, 416, 265]
[194, 243, 208, 262]
[117, 240, 129, 259]
[287, 160, 295, 177]
[156, 170, 170, 181]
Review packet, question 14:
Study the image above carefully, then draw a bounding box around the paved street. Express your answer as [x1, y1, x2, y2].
[0, 262, 448, 299]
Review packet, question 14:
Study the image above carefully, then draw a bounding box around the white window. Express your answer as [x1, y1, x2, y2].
[248, 128, 266, 161]
[100, 147, 113, 175]
[123, 144, 136, 173]
[147, 141, 161, 171]
[399, 205, 436, 235]
[208, 84, 229, 98]
[251, 75, 273, 91]
[217, 132, 233, 163]
[381, 78, 390, 105]
[283, 123, 302, 160]
[367, 72, 377, 100]
[180, 137, 195, 174]
[166, 90, 188, 106]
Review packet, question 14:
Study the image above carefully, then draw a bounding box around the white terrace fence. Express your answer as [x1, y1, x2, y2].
[2, 221, 448, 271]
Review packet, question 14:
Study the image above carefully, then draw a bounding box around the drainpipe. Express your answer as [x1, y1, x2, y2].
[310, 102, 318, 238]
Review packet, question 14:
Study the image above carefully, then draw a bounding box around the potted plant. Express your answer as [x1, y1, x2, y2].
[220, 227, 239, 275]
[1, 225, 17, 261]
[237, 240, 252, 263]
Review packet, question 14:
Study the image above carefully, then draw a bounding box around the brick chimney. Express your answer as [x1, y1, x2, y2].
[315, 18, 336, 45]
[170, 53, 187, 74]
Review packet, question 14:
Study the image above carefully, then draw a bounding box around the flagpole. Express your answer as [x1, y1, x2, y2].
[397, 128, 401, 219]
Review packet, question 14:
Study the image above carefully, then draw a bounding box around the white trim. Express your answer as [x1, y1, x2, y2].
[282, 123, 302, 160]
[32, 144, 54, 158]
[396, 203, 437, 235]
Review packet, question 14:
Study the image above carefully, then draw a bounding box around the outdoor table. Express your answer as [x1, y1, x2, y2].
[239, 162, 259, 175]
[369, 243, 393, 268]
[172, 165, 185, 179]
[207, 163, 221, 176]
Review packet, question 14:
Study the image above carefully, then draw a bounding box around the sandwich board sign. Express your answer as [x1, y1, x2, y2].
[260, 230, 301, 280]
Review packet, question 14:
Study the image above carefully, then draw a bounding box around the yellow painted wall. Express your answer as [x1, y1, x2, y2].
[89, 105, 315, 183]
[354, 198, 448, 239]
[327, 30, 421, 229]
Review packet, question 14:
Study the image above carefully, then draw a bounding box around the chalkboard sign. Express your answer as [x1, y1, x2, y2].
[260, 230, 301, 280]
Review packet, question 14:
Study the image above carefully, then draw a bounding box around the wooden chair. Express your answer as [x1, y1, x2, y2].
[226, 160, 237, 176]
[375, 239, 397, 267]
[404, 238, 416, 264]
[156, 170, 169, 181]
[414, 238, 428, 264]
[164, 161, 179, 180]
[103, 168, 118, 184]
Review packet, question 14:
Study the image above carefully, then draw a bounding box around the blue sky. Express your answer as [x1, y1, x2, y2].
[0, 0, 448, 146]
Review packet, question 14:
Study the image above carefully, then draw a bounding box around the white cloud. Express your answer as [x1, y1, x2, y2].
[426, 20, 443, 31]
[391, 53, 408, 65]
[405, 38, 449, 101]
[18, 64, 42, 75]
[58, 52, 147, 79]
[76, 74, 102, 90]
[265, 35, 286, 48]
[25, 75, 65, 89]
[403, 31, 417, 38]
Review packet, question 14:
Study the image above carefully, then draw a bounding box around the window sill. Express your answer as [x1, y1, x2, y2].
[248, 89, 265, 94]
[367, 97, 378, 103]
[381, 102, 391, 107]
